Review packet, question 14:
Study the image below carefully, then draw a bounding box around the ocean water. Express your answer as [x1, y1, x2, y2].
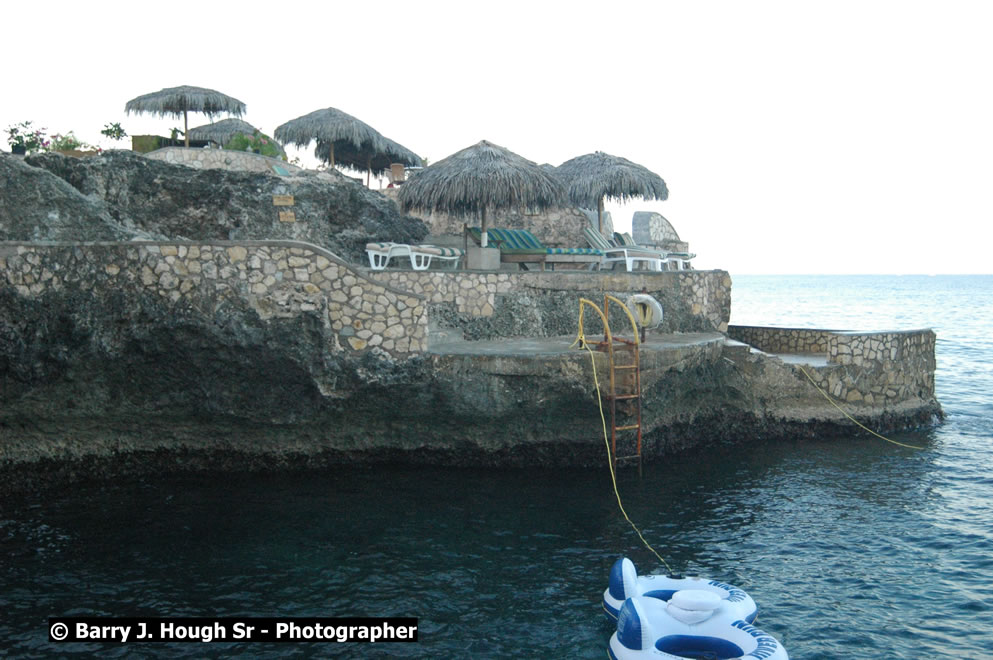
[2, 275, 991, 658]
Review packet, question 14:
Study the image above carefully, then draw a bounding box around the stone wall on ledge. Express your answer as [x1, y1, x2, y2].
[370, 269, 732, 339]
[727, 325, 937, 406]
[145, 147, 303, 175]
[1, 240, 426, 356]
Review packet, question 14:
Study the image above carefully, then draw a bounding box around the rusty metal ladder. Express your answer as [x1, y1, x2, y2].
[603, 334, 643, 469]
[574, 295, 644, 471]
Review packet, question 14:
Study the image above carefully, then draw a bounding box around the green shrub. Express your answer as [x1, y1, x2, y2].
[48, 131, 93, 152]
[224, 131, 281, 158]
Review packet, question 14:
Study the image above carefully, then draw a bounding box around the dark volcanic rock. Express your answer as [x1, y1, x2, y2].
[0, 281, 429, 427]
[23, 150, 427, 264]
[0, 153, 156, 241]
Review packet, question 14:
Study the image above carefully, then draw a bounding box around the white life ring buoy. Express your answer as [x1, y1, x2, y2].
[626, 294, 663, 329]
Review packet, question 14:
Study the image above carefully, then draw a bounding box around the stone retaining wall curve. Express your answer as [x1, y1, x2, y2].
[0, 240, 425, 356]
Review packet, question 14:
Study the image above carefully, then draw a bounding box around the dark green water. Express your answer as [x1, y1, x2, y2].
[2, 275, 991, 658]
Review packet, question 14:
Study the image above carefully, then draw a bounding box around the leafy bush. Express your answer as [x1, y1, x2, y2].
[48, 131, 93, 152]
[225, 131, 281, 158]
[100, 122, 127, 141]
[6, 121, 49, 152]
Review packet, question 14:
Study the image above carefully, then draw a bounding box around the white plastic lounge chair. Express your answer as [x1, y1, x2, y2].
[582, 227, 664, 271]
[614, 232, 695, 270]
[365, 242, 463, 270]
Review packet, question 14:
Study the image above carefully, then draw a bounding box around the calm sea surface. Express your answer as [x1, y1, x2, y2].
[2, 275, 991, 658]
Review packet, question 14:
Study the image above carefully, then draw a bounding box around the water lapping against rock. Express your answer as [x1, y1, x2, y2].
[1, 275, 990, 658]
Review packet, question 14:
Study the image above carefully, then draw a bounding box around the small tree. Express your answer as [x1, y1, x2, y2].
[100, 122, 127, 141]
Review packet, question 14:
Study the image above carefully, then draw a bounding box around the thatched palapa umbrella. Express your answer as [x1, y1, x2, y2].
[314, 134, 421, 182]
[397, 140, 565, 247]
[188, 118, 286, 157]
[125, 85, 246, 148]
[274, 107, 420, 185]
[188, 118, 257, 145]
[555, 151, 669, 232]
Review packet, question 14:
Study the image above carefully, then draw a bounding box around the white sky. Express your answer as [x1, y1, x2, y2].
[4, 0, 992, 275]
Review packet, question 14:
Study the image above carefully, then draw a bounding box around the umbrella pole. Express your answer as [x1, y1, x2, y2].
[366, 156, 372, 187]
[329, 143, 335, 167]
[481, 207, 488, 247]
[184, 111, 189, 148]
[597, 197, 604, 233]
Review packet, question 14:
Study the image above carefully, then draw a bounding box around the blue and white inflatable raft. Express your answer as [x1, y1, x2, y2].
[604, 558, 788, 660]
[609, 594, 789, 660]
[603, 558, 757, 624]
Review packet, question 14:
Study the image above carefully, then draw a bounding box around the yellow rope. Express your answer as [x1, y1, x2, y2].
[578, 322, 673, 573]
[796, 365, 925, 450]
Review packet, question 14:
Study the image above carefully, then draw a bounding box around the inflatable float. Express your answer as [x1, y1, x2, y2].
[608, 593, 789, 660]
[603, 558, 757, 625]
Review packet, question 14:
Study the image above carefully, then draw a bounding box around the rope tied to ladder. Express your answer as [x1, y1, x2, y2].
[575, 296, 673, 573]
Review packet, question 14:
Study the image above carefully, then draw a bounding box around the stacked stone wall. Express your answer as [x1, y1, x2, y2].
[820, 330, 937, 404]
[728, 325, 836, 354]
[728, 325, 937, 407]
[145, 147, 303, 175]
[0, 241, 425, 355]
[372, 269, 731, 337]
[2, 240, 729, 357]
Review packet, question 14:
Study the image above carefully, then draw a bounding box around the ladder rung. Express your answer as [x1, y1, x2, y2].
[608, 394, 640, 400]
[613, 364, 638, 370]
[615, 454, 641, 462]
[615, 424, 640, 431]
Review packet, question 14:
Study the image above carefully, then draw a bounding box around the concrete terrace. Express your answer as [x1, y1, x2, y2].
[427, 332, 726, 356]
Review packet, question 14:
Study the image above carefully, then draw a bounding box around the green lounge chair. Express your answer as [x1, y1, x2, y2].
[467, 227, 602, 270]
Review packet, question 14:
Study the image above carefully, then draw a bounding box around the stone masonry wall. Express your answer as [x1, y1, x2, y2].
[728, 325, 836, 354]
[371, 269, 731, 338]
[145, 147, 303, 176]
[728, 325, 937, 406]
[0, 241, 425, 355]
[2, 240, 728, 359]
[823, 330, 937, 403]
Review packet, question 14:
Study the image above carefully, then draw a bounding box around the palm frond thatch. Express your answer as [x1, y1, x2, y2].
[187, 118, 286, 157]
[187, 118, 258, 144]
[555, 151, 669, 208]
[397, 140, 565, 216]
[125, 85, 246, 148]
[314, 134, 421, 175]
[124, 85, 246, 119]
[275, 107, 420, 183]
[274, 107, 382, 151]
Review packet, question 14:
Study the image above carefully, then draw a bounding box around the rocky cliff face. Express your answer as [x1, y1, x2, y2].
[0, 153, 157, 241]
[6, 150, 427, 263]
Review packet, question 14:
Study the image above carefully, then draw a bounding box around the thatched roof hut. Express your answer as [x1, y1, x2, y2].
[397, 140, 565, 246]
[555, 151, 669, 231]
[125, 85, 246, 148]
[274, 107, 420, 183]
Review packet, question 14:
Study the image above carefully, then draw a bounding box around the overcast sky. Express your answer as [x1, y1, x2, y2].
[4, 1, 991, 275]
